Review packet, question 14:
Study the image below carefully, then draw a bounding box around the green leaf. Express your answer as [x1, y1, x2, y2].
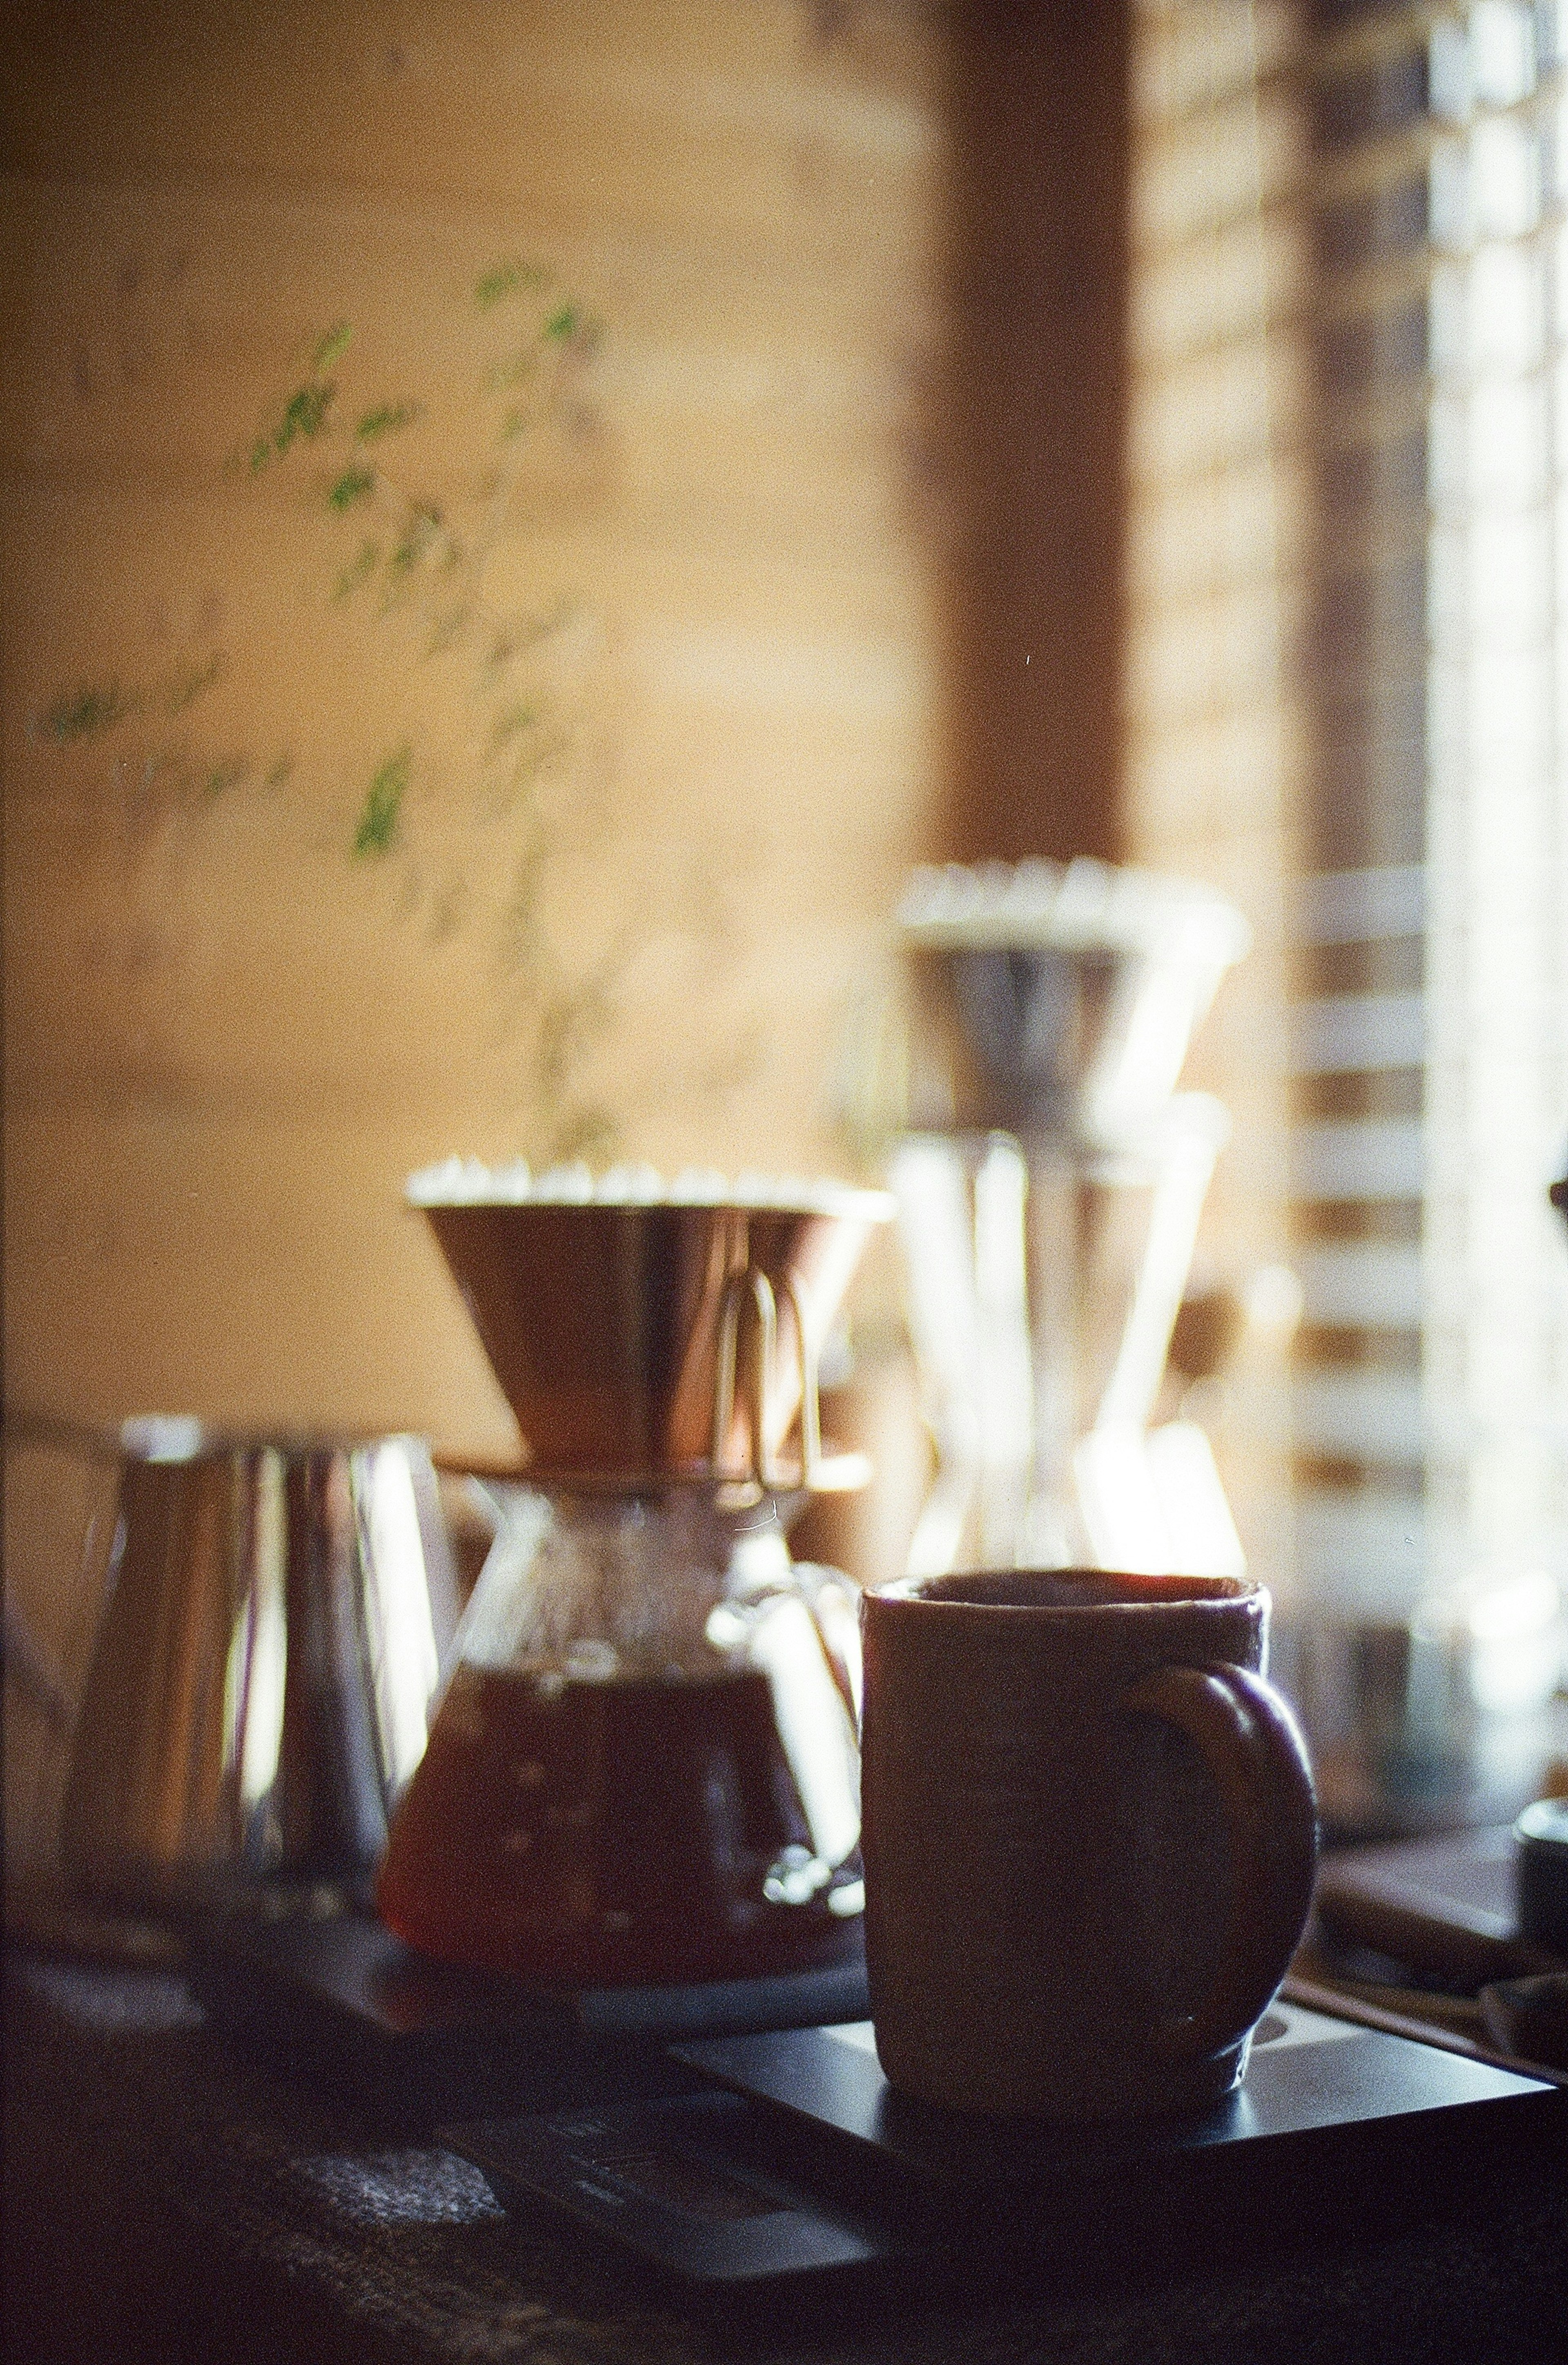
[281, 381, 335, 444]
[38, 680, 138, 743]
[488, 700, 536, 754]
[164, 650, 225, 715]
[204, 755, 247, 799]
[313, 321, 353, 372]
[353, 745, 410, 857]
[475, 258, 548, 309]
[328, 465, 375, 512]
[474, 266, 514, 310]
[251, 370, 336, 470]
[544, 304, 579, 342]
[332, 539, 380, 601]
[388, 505, 442, 577]
[486, 347, 538, 396]
[355, 402, 421, 442]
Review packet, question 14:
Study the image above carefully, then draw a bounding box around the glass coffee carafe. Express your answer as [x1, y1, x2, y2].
[377, 1167, 889, 1987]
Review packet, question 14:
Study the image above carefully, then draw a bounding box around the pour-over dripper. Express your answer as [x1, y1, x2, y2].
[876, 862, 1251, 1578]
[409, 1170, 892, 1490]
[381, 1166, 889, 1986]
[895, 858, 1251, 1151]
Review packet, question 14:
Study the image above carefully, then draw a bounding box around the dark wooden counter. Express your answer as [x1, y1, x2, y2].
[8, 1945, 1568, 2365]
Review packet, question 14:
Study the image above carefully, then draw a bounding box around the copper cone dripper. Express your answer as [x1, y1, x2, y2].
[412, 1183, 891, 1490]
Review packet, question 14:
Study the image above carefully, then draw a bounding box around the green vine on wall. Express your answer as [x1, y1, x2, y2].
[237, 273, 600, 864]
[36, 261, 600, 845]
[33, 258, 636, 1162]
[353, 744, 411, 856]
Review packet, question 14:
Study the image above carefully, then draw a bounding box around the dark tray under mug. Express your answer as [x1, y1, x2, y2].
[444, 1995, 1568, 2298]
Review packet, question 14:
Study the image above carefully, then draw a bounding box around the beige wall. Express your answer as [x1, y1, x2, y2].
[2, 2, 950, 1475]
[5, 3, 1303, 1864]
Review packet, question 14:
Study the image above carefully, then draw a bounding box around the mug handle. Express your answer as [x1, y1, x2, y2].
[1123, 1661, 1318, 2062]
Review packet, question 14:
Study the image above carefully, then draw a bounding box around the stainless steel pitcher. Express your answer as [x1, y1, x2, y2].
[57, 1419, 460, 1913]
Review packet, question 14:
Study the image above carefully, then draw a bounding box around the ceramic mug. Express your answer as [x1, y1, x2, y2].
[859, 1569, 1317, 2120]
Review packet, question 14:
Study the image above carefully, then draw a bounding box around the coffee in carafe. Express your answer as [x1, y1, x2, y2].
[377, 1494, 864, 1982]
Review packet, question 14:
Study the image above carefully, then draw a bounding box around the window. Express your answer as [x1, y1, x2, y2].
[1130, 0, 1568, 1621]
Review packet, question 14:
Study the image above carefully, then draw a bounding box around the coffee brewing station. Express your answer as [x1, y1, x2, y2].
[374, 853, 1260, 1997]
[21, 852, 1568, 2296]
[42, 853, 1270, 2003]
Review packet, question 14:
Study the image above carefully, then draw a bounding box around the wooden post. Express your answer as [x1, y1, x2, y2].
[939, 0, 1131, 866]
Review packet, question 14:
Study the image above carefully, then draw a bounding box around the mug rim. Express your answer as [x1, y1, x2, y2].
[869, 1568, 1260, 1613]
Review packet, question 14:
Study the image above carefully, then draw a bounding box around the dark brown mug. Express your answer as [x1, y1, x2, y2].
[859, 1569, 1317, 2120]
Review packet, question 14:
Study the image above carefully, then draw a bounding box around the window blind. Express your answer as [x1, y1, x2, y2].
[1127, 0, 1310, 1583]
[1129, 0, 1568, 1616]
[1418, 1, 1568, 1606]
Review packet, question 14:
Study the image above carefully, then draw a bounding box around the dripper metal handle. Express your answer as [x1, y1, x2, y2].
[711, 1269, 822, 1492]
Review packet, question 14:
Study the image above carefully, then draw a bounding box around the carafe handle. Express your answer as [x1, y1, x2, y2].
[1124, 1661, 1317, 2061]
